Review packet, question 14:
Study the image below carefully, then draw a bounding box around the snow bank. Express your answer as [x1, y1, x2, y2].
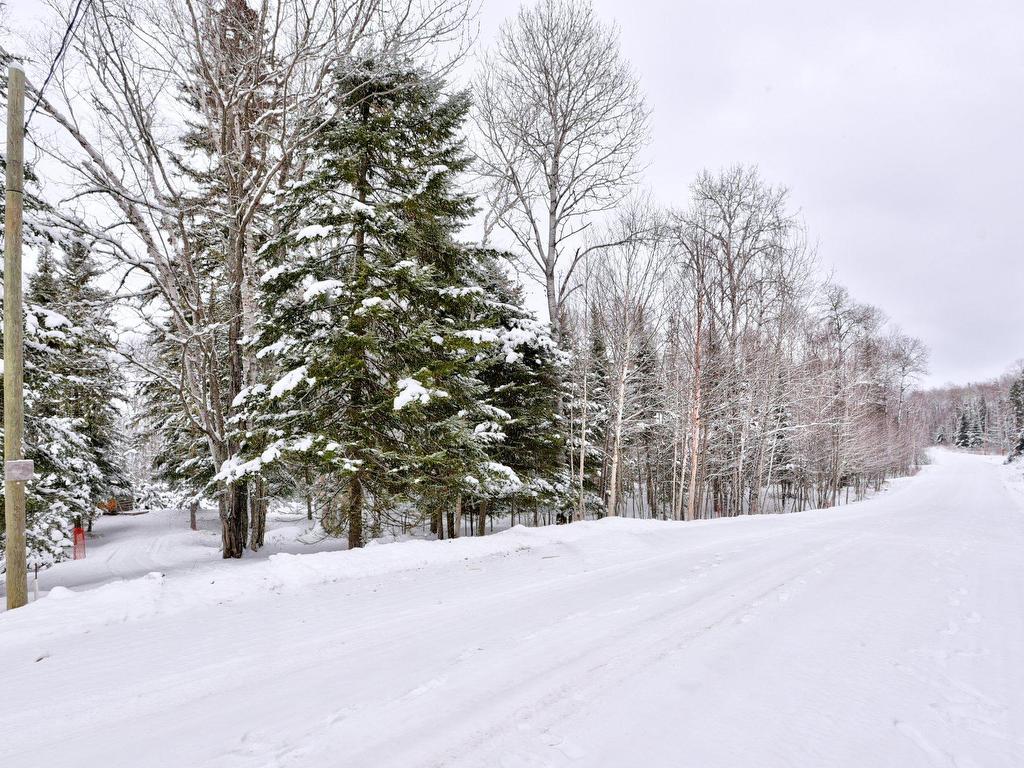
[0, 517, 663, 644]
[264, 518, 651, 590]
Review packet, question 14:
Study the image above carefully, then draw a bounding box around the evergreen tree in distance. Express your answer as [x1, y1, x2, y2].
[1010, 373, 1024, 460]
[955, 407, 972, 448]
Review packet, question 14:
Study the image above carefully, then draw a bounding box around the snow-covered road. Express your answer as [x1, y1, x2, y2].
[3, 449, 1023, 767]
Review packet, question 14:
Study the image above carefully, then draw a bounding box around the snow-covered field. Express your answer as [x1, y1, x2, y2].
[2, 449, 1023, 767]
[6, 503, 350, 597]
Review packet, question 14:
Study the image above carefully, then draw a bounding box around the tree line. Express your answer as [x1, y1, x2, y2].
[1, 0, 938, 566]
[560, 171, 930, 521]
[913, 368, 1024, 457]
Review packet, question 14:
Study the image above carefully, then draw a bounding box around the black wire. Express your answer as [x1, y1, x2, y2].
[25, 0, 92, 128]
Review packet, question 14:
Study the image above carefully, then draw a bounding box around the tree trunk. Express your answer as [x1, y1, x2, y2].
[348, 474, 364, 549]
[435, 507, 445, 541]
[222, 205, 249, 558]
[305, 467, 314, 521]
[545, 156, 561, 337]
[249, 477, 268, 551]
[606, 339, 631, 517]
[221, 482, 247, 559]
[576, 366, 588, 523]
[686, 298, 704, 522]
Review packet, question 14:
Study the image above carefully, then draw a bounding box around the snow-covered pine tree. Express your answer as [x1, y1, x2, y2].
[1010, 374, 1024, 434]
[232, 60, 561, 544]
[955, 407, 971, 448]
[564, 310, 611, 520]
[0, 133, 127, 565]
[766, 397, 798, 511]
[974, 395, 988, 448]
[1, 249, 126, 567]
[630, 313, 663, 517]
[465, 257, 565, 529]
[1010, 374, 1024, 461]
[54, 243, 129, 519]
[586, 319, 613, 511]
[952, 397, 985, 450]
[1014, 431, 1024, 462]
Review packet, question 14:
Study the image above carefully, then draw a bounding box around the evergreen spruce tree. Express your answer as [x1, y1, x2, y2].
[1014, 430, 1024, 462]
[955, 407, 971, 448]
[1, 249, 127, 566]
[468, 257, 564, 524]
[233, 60, 561, 544]
[56, 243, 129, 515]
[967, 398, 984, 448]
[1010, 374, 1024, 434]
[974, 395, 988, 448]
[630, 317, 662, 516]
[587, 322, 613, 512]
[1010, 374, 1024, 461]
[0, 138, 127, 565]
[563, 313, 611, 519]
[770, 400, 797, 508]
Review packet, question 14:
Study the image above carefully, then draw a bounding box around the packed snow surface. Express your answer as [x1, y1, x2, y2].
[2, 449, 1023, 767]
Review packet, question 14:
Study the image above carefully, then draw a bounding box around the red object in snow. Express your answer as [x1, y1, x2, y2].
[73, 527, 86, 560]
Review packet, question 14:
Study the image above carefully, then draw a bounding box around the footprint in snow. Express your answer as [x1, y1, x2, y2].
[545, 733, 586, 761]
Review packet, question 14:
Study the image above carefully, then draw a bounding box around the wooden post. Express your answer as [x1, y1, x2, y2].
[4, 64, 27, 610]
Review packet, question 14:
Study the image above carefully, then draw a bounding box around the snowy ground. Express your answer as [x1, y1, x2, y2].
[2, 448, 1023, 767]
[0, 503, 348, 598]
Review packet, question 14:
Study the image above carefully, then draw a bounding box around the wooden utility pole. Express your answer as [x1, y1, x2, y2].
[4, 64, 27, 610]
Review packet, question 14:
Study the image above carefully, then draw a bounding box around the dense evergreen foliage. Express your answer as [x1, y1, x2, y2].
[228, 61, 563, 546]
[0, 247, 127, 566]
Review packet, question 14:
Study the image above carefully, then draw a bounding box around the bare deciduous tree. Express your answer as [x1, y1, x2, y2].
[473, 0, 648, 336]
[588, 204, 666, 516]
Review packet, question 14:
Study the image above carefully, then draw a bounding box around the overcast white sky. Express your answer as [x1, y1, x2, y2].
[8, 0, 1024, 386]
[475, 0, 1024, 387]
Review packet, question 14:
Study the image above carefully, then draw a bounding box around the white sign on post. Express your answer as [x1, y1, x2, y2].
[5, 459, 34, 481]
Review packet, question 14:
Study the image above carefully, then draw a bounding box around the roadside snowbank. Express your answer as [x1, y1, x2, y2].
[0, 517, 663, 641]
